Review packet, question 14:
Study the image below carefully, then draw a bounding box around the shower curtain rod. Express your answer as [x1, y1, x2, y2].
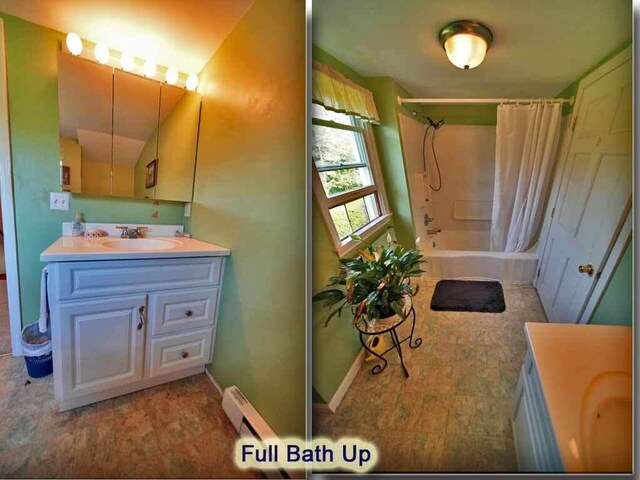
[397, 96, 574, 106]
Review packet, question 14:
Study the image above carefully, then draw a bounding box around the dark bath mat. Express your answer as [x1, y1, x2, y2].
[430, 280, 506, 313]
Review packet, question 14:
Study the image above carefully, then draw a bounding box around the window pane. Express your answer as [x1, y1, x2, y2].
[345, 197, 369, 232]
[312, 124, 364, 169]
[330, 194, 381, 240]
[329, 204, 351, 240]
[311, 103, 352, 125]
[318, 167, 372, 197]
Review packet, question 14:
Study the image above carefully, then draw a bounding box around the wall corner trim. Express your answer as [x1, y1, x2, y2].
[317, 348, 365, 413]
[204, 366, 224, 396]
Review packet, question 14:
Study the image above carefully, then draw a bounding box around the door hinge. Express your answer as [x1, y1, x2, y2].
[537, 268, 541, 277]
[551, 207, 555, 219]
[595, 270, 602, 280]
[571, 116, 577, 132]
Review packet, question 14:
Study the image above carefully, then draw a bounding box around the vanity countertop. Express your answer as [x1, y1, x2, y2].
[41, 236, 230, 262]
[524, 322, 632, 472]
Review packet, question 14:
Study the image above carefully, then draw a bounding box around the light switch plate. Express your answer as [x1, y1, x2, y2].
[184, 203, 191, 217]
[50, 192, 70, 211]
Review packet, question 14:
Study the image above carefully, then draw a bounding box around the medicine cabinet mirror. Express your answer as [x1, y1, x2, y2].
[57, 52, 201, 202]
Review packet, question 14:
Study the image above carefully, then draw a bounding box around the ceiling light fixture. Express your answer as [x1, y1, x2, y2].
[185, 74, 199, 91]
[438, 20, 493, 70]
[165, 67, 178, 85]
[94, 42, 110, 64]
[65, 32, 83, 56]
[120, 51, 135, 72]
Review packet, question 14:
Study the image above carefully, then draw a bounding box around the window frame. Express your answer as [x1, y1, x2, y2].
[311, 110, 391, 257]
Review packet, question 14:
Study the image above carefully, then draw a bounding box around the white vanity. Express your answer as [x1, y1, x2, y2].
[41, 229, 230, 410]
[512, 323, 632, 473]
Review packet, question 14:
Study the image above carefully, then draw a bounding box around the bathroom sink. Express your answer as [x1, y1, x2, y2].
[579, 371, 632, 472]
[100, 238, 181, 251]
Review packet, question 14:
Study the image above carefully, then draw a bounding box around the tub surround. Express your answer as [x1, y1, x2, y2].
[513, 323, 632, 472]
[421, 230, 537, 283]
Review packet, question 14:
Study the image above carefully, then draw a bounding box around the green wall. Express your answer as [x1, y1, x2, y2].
[589, 242, 632, 326]
[311, 47, 416, 403]
[0, 13, 185, 327]
[186, 0, 305, 436]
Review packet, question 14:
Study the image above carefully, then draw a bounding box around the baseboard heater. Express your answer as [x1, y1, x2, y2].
[222, 385, 297, 479]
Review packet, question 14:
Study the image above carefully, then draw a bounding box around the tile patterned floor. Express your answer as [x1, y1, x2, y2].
[313, 278, 548, 473]
[0, 357, 261, 478]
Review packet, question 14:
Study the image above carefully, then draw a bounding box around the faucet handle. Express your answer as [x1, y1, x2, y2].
[135, 226, 149, 238]
[116, 225, 129, 238]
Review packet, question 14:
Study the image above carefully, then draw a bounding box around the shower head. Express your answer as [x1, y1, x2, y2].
[411, 112, 445, 130]
[427, 116, 445, 130]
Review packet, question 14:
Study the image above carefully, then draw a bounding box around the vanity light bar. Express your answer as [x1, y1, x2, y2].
[64, 32, 198, 91]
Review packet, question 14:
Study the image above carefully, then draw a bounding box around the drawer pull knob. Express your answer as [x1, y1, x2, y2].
[181, 352, 189, 359]
[186, 310, 193, 317]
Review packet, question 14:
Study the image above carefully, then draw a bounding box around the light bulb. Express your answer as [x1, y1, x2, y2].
[444, 33, 488, 70]
[120, 51, 134, 71]
[165, 67, 178, 85]
[65, 32, 83, 56]
[186, 74, 198, 91]
[143, 59, 157, 78]
[94, 43, 110, 64]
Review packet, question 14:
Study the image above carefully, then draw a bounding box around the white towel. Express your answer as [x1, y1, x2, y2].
[38, 267, 49, 333]
[422, 171, 432, 203]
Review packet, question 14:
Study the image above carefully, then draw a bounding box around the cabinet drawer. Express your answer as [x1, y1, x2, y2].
[53, 257, 222, 300]
[147, 328, 212, 378]
[149, 287, 218, 335]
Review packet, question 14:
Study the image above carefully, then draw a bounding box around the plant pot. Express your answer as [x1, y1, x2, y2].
[374, 296, 413, 327]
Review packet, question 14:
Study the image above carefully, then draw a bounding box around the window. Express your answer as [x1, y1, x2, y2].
[312, 103, 390, 256]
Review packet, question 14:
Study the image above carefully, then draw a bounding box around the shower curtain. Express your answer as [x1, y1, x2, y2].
[490, 102, 562, 252]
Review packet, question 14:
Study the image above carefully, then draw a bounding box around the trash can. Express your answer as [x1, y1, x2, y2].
[21, 323, 53, 378]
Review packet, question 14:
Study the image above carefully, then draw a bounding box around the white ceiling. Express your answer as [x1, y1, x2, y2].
[0, 0, 255, 74]
[313, 0, 632, 98]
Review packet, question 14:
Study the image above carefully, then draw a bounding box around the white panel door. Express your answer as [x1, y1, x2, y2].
[537, 55, 631, 324]
[58, 295, 147, 399]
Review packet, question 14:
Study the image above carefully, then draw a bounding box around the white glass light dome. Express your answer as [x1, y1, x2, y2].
[444, 33, 488, 70]
[438, 21, 493, 70]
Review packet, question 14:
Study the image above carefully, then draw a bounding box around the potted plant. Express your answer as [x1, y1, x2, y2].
[313, 232, 425, 327]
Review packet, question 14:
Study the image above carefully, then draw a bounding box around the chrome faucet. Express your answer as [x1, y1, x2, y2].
[116, 226, 148, 239]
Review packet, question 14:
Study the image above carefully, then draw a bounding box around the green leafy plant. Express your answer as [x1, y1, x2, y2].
[313, 232, 425, 326]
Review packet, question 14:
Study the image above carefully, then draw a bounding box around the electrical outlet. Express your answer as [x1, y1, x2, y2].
[183, 202, 191, 217]
[50, 192, 70, 211]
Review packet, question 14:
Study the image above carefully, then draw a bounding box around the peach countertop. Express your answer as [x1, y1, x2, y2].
[41, 236, 230, 262]
[524, 322, 632, 472]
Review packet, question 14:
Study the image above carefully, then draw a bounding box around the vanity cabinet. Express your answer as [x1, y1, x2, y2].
[511, 349, 564, 472]
[47, 256, 224, 410]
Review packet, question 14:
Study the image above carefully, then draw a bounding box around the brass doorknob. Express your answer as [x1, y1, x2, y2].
[578, 264, 594, 275]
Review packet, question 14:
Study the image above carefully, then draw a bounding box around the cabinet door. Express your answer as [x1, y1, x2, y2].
[58, 295, 147, 400]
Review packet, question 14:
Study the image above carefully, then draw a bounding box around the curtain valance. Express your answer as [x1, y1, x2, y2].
[312, 61, 380, 123]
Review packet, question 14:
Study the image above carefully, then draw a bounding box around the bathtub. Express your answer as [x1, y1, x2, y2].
[419, 230, 538, 283]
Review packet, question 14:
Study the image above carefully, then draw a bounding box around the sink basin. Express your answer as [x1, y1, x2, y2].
[579, 371, 632, 472]
[100, 238, 181, 251]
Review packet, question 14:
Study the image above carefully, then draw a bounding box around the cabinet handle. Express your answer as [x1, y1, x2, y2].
[138, 306, 146, 330]
[186, 310, 193, 317]
[181, 352, 189, 359]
